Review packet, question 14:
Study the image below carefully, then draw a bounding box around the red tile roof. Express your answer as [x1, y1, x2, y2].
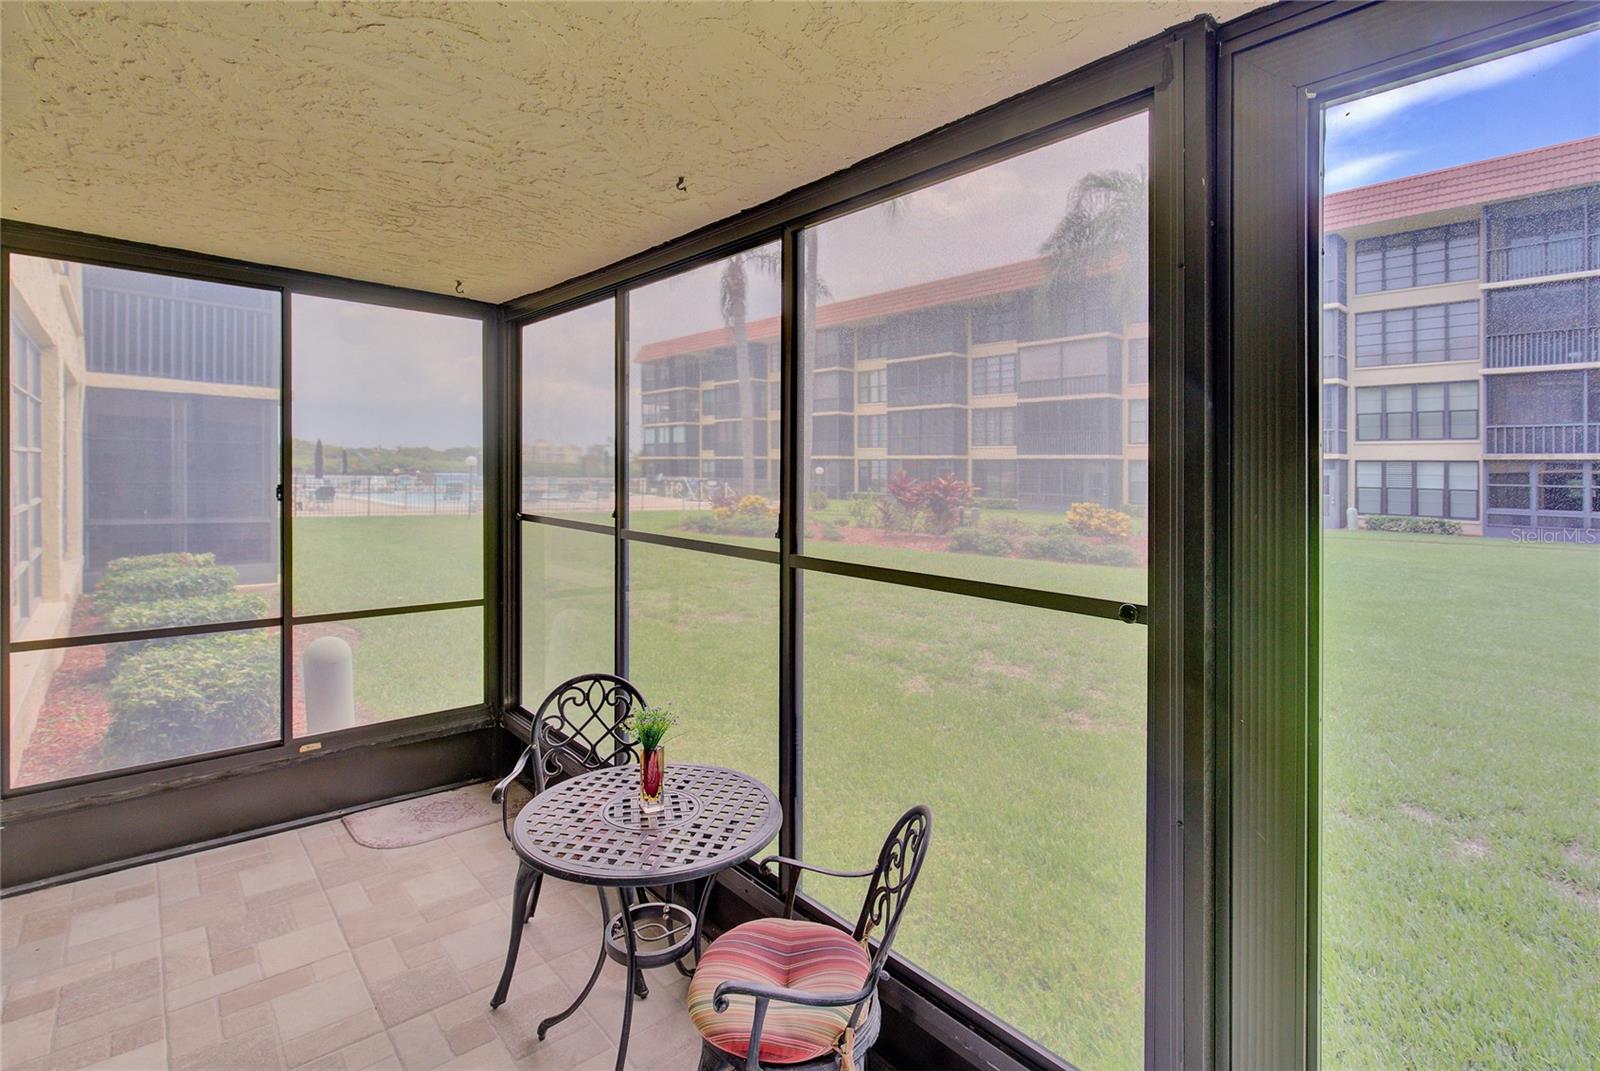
[636, 255, 1116, 361]
[1323, 135, 1600, 232]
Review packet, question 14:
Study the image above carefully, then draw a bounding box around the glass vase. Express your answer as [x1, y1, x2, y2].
[639, 747, 665, 815]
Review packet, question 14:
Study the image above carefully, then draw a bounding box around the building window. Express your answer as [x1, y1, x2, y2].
[856, 459, 888, 492]
[886, 355, 966, 407]
[1127, 460, 1149, 508]
[1485, 184, 1600, 282]
[970, 296, 1026, 344]
[1017, 398, 1122, 455]
[970, 459, 1016, 500]
[1323, 384, 1348, 455]
[971, 407, 1016, 447]
[1127, 399, 1149, 445]
[1017, 337, 1121, 398]
[812, 414, 853, 457]
[1126, 337, 1150, 385]
[1483, 278, 1600, 369]
[9, 319, 45, 628]
[1355, 382, 1478, 441]
[856, 369, 886, 405]
[887, 407, 966, 456]
[814, 328, 855, 369]
[971, 354, 1017, 395]
[1354, 221, 1480, 293]
[813, 370, 853, 413]
[701, 384, 740, 418]
[1354, 302, 1479, 366]
[1355, 460, 1478, 519]
[856, 413, 887, 449]
[1486, 461, 1600, 529]
[1323, 233, 1348, 305]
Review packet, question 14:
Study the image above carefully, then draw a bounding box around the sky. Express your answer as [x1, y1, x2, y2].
[292, 294, 482, 451]
[1324, 28, 1600, 191]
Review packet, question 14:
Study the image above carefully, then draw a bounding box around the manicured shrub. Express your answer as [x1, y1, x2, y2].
[974, 497, 1019, 510]
[1016, 528, 1086, 562]
[104, 631, 278, 765]
[820, 522, 845, 542]
[1063, 501, 1135, 541]
[95, 563, 239, 609]
[103, 552, 217, 576]
[847, 496, 875, 527]
[1363, 515, 1462, 535]
[103, 592, 272, 669]
[1083, 543, 1140, 567]
[681, 512, 772, 537]
[948, 527, 1013, 556]
[105, 592, 270, 633]
[983, 516, 1031, 539]
[809, 491, 831, 512]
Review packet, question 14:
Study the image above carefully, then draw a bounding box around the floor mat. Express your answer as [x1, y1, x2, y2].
[342, 779, 530, 848]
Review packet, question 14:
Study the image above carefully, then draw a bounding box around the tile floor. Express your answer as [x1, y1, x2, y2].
[0, 807, 705, 1070]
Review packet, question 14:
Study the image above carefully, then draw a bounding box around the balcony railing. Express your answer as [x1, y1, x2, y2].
[1322, 428, 1348, 455]
[1483, 328, 1599, 369]
[1017, 430, 1121, 455]
[1017, 373, 1118, 399]
[84, 287, 279, 387]
[1486, 236, 1595, 283]
[1485, 423, 1600, 455]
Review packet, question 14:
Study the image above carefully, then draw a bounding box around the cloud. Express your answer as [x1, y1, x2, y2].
[1323, 150, 1413, 192]
[1326, 31, 1594, 146]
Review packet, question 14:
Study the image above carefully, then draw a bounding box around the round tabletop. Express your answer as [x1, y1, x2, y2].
[512, 763, 781, 887]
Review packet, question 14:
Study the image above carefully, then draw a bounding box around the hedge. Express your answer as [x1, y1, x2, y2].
[1363, 515, 1463, 535]
[104, 592, 272, 669]
[102, 552, 217, 576]
[94, 563, 240, 609]
[948, 526, 1013, 556]
[103, 631, 279, 766]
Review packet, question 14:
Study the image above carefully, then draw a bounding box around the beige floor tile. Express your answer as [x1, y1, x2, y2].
[259, 920, 350, 978]
[0, 1006, 56, 1068]
[280, 1009, 385, 1069]
[386, 1014, 453, 1071]
[272, 970, 375, 1041]
[2, 802, 705, 1071]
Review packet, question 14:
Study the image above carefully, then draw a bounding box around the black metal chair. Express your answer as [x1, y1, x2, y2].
[488, 673, 647, 1012]
[688, 805, 932, 1071]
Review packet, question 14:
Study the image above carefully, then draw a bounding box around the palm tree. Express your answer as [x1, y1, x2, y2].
[1038, 168, 1148, 333]
[719, 247, 781, 497]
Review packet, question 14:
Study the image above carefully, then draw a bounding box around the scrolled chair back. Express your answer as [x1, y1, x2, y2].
[852, 804, 932, 979]
[529, 673, 647, 793]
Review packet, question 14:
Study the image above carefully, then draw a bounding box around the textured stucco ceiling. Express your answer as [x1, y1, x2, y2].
[2, 2, 1261, 303]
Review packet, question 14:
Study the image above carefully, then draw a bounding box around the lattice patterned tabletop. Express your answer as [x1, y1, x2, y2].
[512, 763, 780, 886]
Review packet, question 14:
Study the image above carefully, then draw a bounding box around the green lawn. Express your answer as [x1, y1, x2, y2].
[1320, 531, 1599, 1070]
[293, 516, 484, 720]
[307, 515, 1600, 1069]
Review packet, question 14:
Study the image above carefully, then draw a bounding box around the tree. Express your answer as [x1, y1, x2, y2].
[719, 247, 781, 496]
[1038, 168, 1149, 332]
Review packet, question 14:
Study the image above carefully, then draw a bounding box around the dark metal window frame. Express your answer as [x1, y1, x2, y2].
[1, 223, 502, 810]
[507, 21, 1214, 1071]
[1217, 3, 1596, 1069]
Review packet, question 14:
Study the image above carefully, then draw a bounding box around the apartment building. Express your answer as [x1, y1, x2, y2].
[634, 259, 1151, 514]
[8, 257, 280, 779]
[1322, 136, 1600, 537]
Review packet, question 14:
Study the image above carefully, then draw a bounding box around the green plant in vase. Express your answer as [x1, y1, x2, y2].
[626, 705, 677, 815]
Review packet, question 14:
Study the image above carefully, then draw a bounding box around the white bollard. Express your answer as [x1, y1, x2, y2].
[303, 635, 355, 735]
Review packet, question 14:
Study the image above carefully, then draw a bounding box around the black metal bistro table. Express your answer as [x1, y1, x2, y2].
[508, 763, 780, 1071]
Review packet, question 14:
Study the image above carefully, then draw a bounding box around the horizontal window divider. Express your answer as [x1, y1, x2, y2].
[789, 554, 1148, 625]
[9, 615, 282, 654]
[519, 513, 616, 535]
[620, 528, 782, 564]
[3, 704, 494, 811]
[290, 599, 485, 627]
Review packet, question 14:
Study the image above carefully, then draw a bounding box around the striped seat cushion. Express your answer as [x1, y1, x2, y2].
[688, 917, 871, 1064]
